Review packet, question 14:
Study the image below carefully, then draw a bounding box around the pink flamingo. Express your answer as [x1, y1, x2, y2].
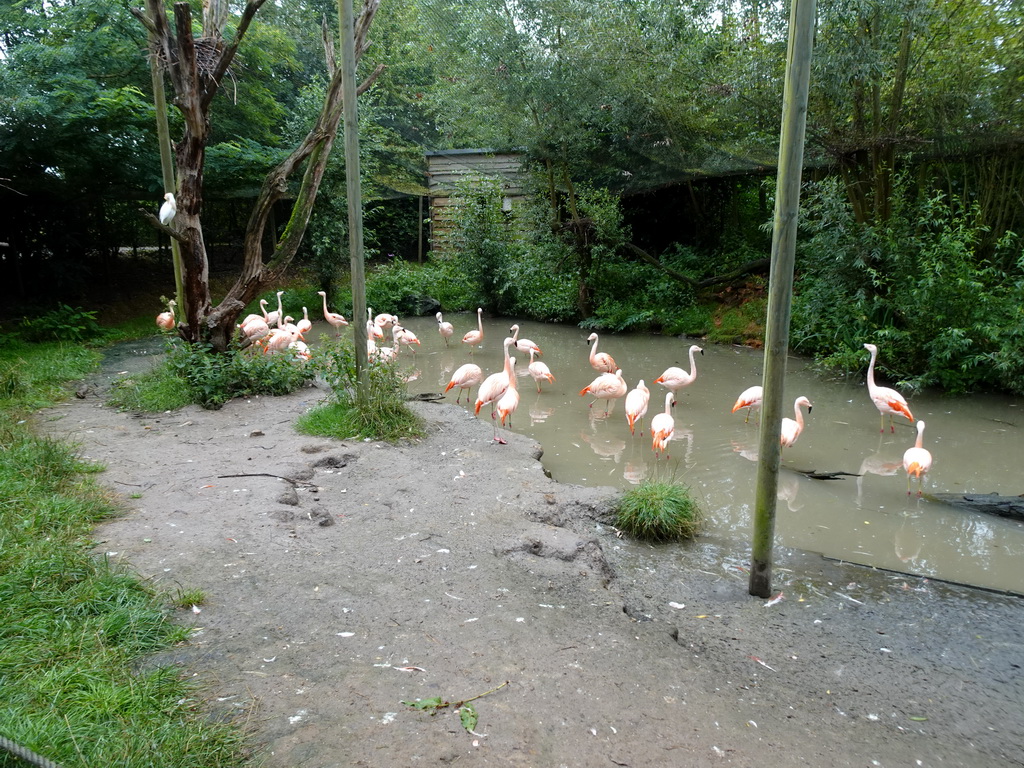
[655, 344, 703, 393]
[586, 332, 616, 373]
[474, 337, 514, 419]
[625, 379, 651, 435]
[731, 385, 763, 423]
[493, 356, 520, 443]
[526, 348, 555, 393]
[316, 291, 348, 335]
[296, 307, 312, 339]
[463, 307, 484, 352]
[436, 312, 454, 347]
[580, 368, 627, 415]
[155, 299, 176, 330]
[509, 324, 542, 357]
[780, 396, 813, 448]
[650, 392, 675, 459]
[863, 343, 914, 432]
[903, 420, 933, 496]
[394, 325, 420, 353]
[445, 363, 484, 404]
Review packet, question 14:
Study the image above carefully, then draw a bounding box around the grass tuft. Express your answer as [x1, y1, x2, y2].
[615, 480, 704, 542]
[298, 340, 424, 443]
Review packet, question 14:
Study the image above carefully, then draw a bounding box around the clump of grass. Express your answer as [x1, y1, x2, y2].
[108, 365, 193, 412]
[615, 480, 704, 542]
[0, 339, 101, 410]
[298, 340, 423, 442]
[171, 587, 207, 610]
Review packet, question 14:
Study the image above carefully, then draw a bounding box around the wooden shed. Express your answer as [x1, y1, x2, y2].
[425, 149, 527, 254]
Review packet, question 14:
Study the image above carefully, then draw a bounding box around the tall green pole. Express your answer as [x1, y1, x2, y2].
[148, 28, 184, 315]
[749, 0, 816, 598]
[338, 0, 369, 401]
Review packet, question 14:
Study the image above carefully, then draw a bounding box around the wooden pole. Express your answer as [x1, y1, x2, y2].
[338, 0, 369, 401]
[749, 0, 816, 598]
[147, 27, 184, 316]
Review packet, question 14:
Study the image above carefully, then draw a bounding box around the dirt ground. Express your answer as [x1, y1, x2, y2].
[39, 341, 1023, 768]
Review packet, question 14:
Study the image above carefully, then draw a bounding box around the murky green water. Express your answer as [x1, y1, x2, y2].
[307, 312, 1024, 595]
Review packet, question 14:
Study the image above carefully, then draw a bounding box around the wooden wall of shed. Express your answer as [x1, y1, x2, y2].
[426, 152, 527, 254]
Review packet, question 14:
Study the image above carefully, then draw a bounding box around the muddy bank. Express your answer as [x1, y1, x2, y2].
[40, 357, 1024, 767]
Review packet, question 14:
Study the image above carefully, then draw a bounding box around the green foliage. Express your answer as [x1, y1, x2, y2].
[299, 340, 423, 442]
[20, 304, 107, 343]
[615, 480, 704, 543]
[449, 174, 518, 312]
[793, 177, 1024, 394]
[0, 347, 249, 768]
[0, 339, 101, 411]
[110, 340, 314, 412]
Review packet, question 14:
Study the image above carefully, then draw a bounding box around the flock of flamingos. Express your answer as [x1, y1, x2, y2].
[156, 296, 933, 495]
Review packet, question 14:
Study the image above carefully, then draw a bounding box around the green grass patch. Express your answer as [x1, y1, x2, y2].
[298, 340, 424, 443]
[0, 342, 252, 767]
[615, 480, 704, 542]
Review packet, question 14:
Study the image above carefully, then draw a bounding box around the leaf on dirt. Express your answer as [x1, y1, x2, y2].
[458, 703, 478, 732]
[402, 697, 447, 714]
[909, 716, 929, 721]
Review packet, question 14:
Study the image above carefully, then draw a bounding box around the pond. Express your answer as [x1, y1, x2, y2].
[306, 311, 1024, 595]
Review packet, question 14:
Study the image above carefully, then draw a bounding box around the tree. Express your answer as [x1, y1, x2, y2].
[132, 0, 383, 351]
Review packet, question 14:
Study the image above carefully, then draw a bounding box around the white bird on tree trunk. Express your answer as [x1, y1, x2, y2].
[159, 193, 176, 226]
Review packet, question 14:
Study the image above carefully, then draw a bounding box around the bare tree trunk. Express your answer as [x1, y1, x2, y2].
[134, 0, 381, 351]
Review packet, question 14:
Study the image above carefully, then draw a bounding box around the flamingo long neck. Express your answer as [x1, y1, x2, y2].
[794, 401, 805, 429]
[866, 347, 878, 391]
[664, 392, 673, 414]
[275, 294, 284, 327]
[688, 347, 699, 376]
[503, 340, 513, 376]
[321, 293, 330, 318]
[915, 424, 924, 449]
[477, 309, 483, 333]
[260, 300, 269, 321]
[590, 336, 600, 364]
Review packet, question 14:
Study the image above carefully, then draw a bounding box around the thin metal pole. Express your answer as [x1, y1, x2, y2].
[749, 0, 816, 598]
[338, 0, 369, 400]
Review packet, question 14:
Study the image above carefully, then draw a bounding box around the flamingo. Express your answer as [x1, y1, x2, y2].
[780, 396, 813, 449]
[262, 323, 300, 354]
[288, 339, 311, 361]
[265, 291, 285, 328]
[374, 311, 397, 330]
[445, 363, 484, 404]
[580, 368, 628, 415]
[394, 325, 421, 353]
[494, 356, 520, 443]
[316, 291, 349, 335]
[526, 348, 554, 393]
[650, 392, 675, 459]
[239, 315, 269, 344]
[863, 343, 914, 432]
[586, 332, 616, 373]
[475, 337, 515, 419]
[366, 309, 385, 342]
[624, 379, 651, 435]
[655, 344, 703, 393]
[731, 385, 763, 423]
[509, 324, 542, 357]
[296, 307, 312, 339]
[463, 307, 484, 352]
[436, 312, 454, 347]
[159, 192, 176, 225]
[155, 299, 176, 330]
[903, 420, 933, 496]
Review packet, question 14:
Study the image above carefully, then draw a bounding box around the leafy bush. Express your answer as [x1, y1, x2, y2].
[111, 340, 314, 411]
[20, 304, 107, 343]
[301, 340, 423, 441]
[615, 480, 704, 542]
[448, 174, 518, 313]
[793, 177, 1024, 394]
